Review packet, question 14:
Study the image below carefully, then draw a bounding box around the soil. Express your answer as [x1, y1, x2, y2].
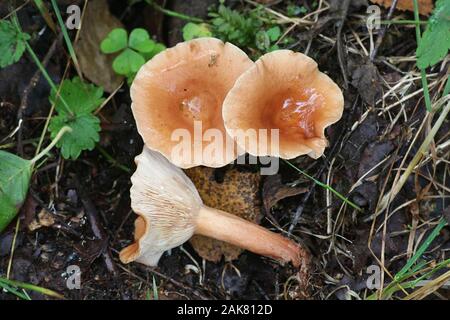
[0, 0, 449, 300]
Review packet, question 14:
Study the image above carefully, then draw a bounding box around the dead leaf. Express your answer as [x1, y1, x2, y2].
[350, 59, 381, 106]
[74, 0, 124, 92]
[370, 0, 433, 15]
[262, 175, 308, 214]
[28, 210, 55, 231]
[185, 167, 261, 262]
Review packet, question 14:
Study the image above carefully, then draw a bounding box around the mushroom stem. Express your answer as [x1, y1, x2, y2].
[195, 206, 308, 267]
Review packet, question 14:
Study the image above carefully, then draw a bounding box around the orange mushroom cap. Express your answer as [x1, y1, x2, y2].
[130, 38, 253, 168]
[222, 50, 344, 159]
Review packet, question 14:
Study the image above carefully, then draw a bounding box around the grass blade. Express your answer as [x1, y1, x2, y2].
[0, 277, 64, 299]
[50, 0, 82, 76]
[395, 218, 447, 281]
[284, 160, 362, 212]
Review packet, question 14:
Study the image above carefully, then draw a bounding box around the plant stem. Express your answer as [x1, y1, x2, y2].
[379, 19, 427, 25]
[50, 0, 81, 76]
[31, 126, 72, 164]
[11, 13, 74, 116]
[283, 160, 362, 212]
[145, 0, 203, 23]
[413, 0, 432, 112]
[23, 42, 73, 116]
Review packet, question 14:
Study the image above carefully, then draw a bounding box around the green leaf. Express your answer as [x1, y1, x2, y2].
[255, 30, 270, 50]
[0, 20, 30, 68]
[266, 26, 281, 42]
[50, 77, 105, 115]
[112, 48, 145, 75]
[0, 151, 32, 232]
[287, 5, 307, 16]
[129, 28, 155, 53]
[48, 77, 104, 160]
[100, 28, 128, 54]
[416, 0, 450, 68]
[142, 43, 166, 61]
[48, 113, 100, 160]
[182, 22, 212, 41]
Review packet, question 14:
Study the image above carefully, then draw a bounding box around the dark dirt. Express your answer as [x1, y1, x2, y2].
[0, 0, 449, 300]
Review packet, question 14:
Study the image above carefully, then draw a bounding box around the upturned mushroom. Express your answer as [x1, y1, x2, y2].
[222, 50, 344, 159]
[119, 147, 309, 268]
[130, 38, 253, 168]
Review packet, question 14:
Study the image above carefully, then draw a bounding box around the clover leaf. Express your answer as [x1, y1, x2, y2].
[101, 28, 165, 82]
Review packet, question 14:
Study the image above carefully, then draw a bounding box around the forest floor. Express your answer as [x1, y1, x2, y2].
[0, 0, 449, 300]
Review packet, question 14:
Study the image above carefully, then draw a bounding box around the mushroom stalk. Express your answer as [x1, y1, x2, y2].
[196, 206, 303, 267]
[121, 147, 310, 270]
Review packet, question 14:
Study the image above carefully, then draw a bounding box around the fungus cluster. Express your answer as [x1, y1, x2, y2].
[121, 37, 343, 269]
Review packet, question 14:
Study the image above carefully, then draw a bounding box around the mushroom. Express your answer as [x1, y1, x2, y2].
[130, 38, 253, 168]
[185, 166, 262, 263]
[119, 147, 309, 268]
[222, 50, 344, 159]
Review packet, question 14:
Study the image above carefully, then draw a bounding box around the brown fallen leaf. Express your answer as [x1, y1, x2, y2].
[28, 210, 55, 231]
[74, 0, 124, 92]
[262, 175, 308, 215]
[370, 0, 434, 16]
[184, 167, 261, 262]
[350, 59, 381, 106]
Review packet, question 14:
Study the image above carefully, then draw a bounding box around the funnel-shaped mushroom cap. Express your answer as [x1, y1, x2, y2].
[119, 147, 202, 266]
[131, 38, 253, 168]
[223, 50, 344, 159]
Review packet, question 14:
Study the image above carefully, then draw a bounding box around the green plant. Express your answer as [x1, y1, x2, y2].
[182, 22, 212, 41]
[255, 26, 281, 52]
[416, 0, 450, 69]
[287, 4, 307, 16]
[206, 2, 292, 55]
[412, 0, 450, 111]
[101, 28, 165, 83]
[208, 3, 264, 48]
[50, 0, 81, 74]
[0, 19, 30, 68]
[145, 276, 159, 300]
[284, 160, 362, 212]
[0, 277, 64, 300]
[0, 126, 71, 233]
[367, 218, 449, 300]
[48, 77, 105, 160]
